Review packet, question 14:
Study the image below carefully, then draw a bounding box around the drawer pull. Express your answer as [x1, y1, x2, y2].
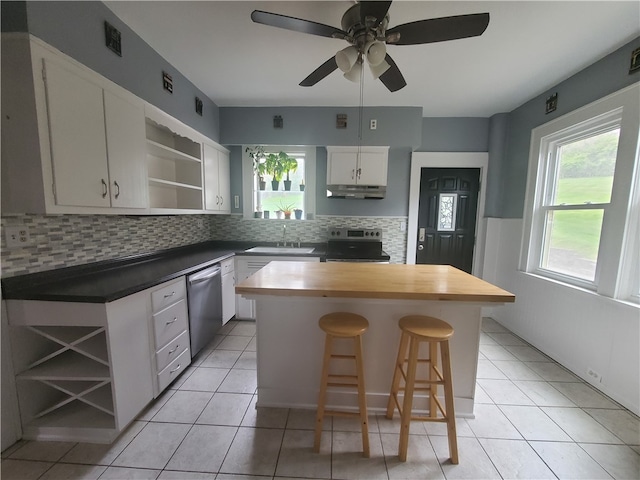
[168, 344, 180, 354]
[166, 317, 178, 325]
[170, 364, 181, 374]
[164, 291, 176, 299]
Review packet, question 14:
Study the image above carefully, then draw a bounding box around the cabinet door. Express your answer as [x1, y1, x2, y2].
[203, 144, 221, 211]
[104, 90, 148, 208]
[358, 150, 388, 186]
[217, 149, 231, 213]
[44, 60, 110, 207]
[327, 152, 357, 185]
[222, 271, 235, 324]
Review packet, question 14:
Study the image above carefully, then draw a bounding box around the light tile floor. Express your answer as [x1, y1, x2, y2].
[3, 318, 639, 479]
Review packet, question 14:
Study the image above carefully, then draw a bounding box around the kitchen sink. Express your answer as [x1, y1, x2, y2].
[245, 246, 315, 254]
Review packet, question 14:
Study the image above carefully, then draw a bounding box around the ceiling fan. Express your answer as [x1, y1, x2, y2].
[251, 1, 489, 92]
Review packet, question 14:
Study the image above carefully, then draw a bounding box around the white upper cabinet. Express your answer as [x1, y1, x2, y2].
[44, 60, 111, 207]
[44, 60, 148, 209]
[103, 91, 148, 209]
[203, 143, 230, 213]
[326, 146, 389, 186]
[2, 35, 225, 215]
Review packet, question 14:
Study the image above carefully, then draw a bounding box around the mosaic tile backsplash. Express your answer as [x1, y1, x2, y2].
[1, 214, 408, 277]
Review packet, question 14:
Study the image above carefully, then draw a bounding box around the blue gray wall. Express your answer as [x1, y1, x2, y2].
[1, 1, 220, 141]
[498, 36, 640, 218]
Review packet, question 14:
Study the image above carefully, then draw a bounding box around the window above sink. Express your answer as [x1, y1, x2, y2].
[242, 145, 316, 221]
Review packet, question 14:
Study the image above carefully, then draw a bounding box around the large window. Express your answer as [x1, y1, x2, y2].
[521, 83, 639, 300]
[242, 146, 316, 220]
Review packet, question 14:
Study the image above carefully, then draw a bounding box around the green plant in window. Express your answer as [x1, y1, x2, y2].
[265, 153, 284, 182]
[246, 146, 267, 189]
[279, 152, 298, 181]
[276, 200, 297, 218]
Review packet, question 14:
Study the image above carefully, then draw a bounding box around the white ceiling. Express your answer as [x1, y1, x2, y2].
[105, 1, 640, 117]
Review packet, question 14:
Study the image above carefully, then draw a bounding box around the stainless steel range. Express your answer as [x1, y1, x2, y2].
[325, 228, 390, 263]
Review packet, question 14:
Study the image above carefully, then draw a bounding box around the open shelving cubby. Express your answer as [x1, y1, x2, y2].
[145, 118, 204, 211]
[14, 325, 117, 440]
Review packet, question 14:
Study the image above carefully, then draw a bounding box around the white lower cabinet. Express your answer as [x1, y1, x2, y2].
[235, 255, 320, 320]
[148, 278, 191, 397]
[6, 290, 154, 444]
[5, 276, 192, 444]
[221, 258, 236, 324]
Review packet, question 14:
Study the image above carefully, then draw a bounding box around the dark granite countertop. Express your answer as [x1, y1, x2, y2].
[2, 241, 326, 303]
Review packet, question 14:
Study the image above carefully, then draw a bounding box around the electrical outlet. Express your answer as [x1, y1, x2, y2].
[400, 220, 406, 232]
[586, 367, 602, 383]
[5, 225, 31, 248]
[370, 119, 377, 130]
[234, 195, 240, 209]
[195, 219, 204, 228]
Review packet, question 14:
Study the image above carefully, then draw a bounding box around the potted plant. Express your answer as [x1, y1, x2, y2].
[278, 152, 298, 191]
[276, 201, 296, 219]
[294, 208, 303, 220]
[299, 178, 305, 192]
[265, 153, 284, 191]
[246, 146, 267, 190]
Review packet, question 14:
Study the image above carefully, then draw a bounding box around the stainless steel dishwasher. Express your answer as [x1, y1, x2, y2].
[186, 264, 223, 358]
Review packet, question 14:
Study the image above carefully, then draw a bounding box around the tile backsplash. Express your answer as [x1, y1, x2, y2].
[1, 214, 408, 277]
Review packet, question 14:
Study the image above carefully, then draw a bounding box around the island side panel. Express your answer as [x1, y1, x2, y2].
[253, 296, 483, 417]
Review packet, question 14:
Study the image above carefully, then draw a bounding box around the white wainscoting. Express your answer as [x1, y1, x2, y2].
[483, 218, 640, 415]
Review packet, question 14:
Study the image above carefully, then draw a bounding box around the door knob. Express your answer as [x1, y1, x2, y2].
[417, 244, 424, 251]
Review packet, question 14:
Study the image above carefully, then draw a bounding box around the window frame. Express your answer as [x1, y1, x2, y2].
[241, 145, 316, 220]
[520, 83, 640, 301]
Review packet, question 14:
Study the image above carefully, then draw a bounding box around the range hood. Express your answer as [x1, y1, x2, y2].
[326, 184, 386, 199]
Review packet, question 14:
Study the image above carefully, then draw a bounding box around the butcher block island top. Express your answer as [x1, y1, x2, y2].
[235, 262, 515, 303]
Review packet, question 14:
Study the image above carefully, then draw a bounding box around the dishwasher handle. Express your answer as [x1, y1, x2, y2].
[188, 265, 222, 285]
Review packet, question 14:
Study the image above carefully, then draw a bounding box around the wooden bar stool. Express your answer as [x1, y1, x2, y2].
[386, 315, 458, 464]
[314, 312, 370, 457]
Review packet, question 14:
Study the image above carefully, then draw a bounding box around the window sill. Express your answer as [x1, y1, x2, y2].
[518, 270, 640, 308]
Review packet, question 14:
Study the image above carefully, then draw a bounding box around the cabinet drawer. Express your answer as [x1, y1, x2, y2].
[221, 258, 234, 275]
[151, 278, 185, 313]
[155, 329, 189, 372]
[157, 347, 191, 392]
[152, 299, 188, 349]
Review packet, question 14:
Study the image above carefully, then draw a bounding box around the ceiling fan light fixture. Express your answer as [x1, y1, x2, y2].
[343, 58, 363, 82]
[369, 59, 390, 79]
[365, 41, 386, 66]
[336, 45, 359, 72]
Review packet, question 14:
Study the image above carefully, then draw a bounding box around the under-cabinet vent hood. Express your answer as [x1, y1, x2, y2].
[326, 184, 386, 199]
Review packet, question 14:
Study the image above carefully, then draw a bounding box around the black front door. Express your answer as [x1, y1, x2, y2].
[416, 168, 480, 273]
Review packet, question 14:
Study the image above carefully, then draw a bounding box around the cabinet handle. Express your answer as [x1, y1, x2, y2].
[357, 168, 362, 180]
[351, 169, 355, 180]
[216, 195, 220, 205]
[163, 291, 176, 299]
[220, 196, 223, 206]
[170, 363, 181, 374]
[166, 317, 178, 325]
[101, 179, 108, 198]
[168, 344, 180, 354]
[114, 180, 120, 199]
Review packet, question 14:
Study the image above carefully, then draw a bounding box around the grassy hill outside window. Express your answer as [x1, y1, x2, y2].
[521, 83, 640, 302]
[243, 146, 315, 221]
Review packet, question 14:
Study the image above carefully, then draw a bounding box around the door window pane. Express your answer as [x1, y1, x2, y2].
[550, 129, 619, 205]
[541, 209, 604, 281]
[437, 193, 457, 231]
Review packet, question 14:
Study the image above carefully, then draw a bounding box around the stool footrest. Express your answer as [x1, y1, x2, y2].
[324, 409, 363, 418]
[327, 382, 358, 388]
[331, 354, 356, 360]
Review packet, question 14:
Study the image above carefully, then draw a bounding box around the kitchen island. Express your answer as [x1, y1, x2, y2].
[235, 262, 515, 417]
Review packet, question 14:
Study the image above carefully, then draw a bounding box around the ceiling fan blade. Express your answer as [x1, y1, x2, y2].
[299, 57, 339, 87]
[251, 10, 347, 39]
[386, 13, 490, 45]
[378, 54, 406, 92]
[359, 1, 392, 26]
